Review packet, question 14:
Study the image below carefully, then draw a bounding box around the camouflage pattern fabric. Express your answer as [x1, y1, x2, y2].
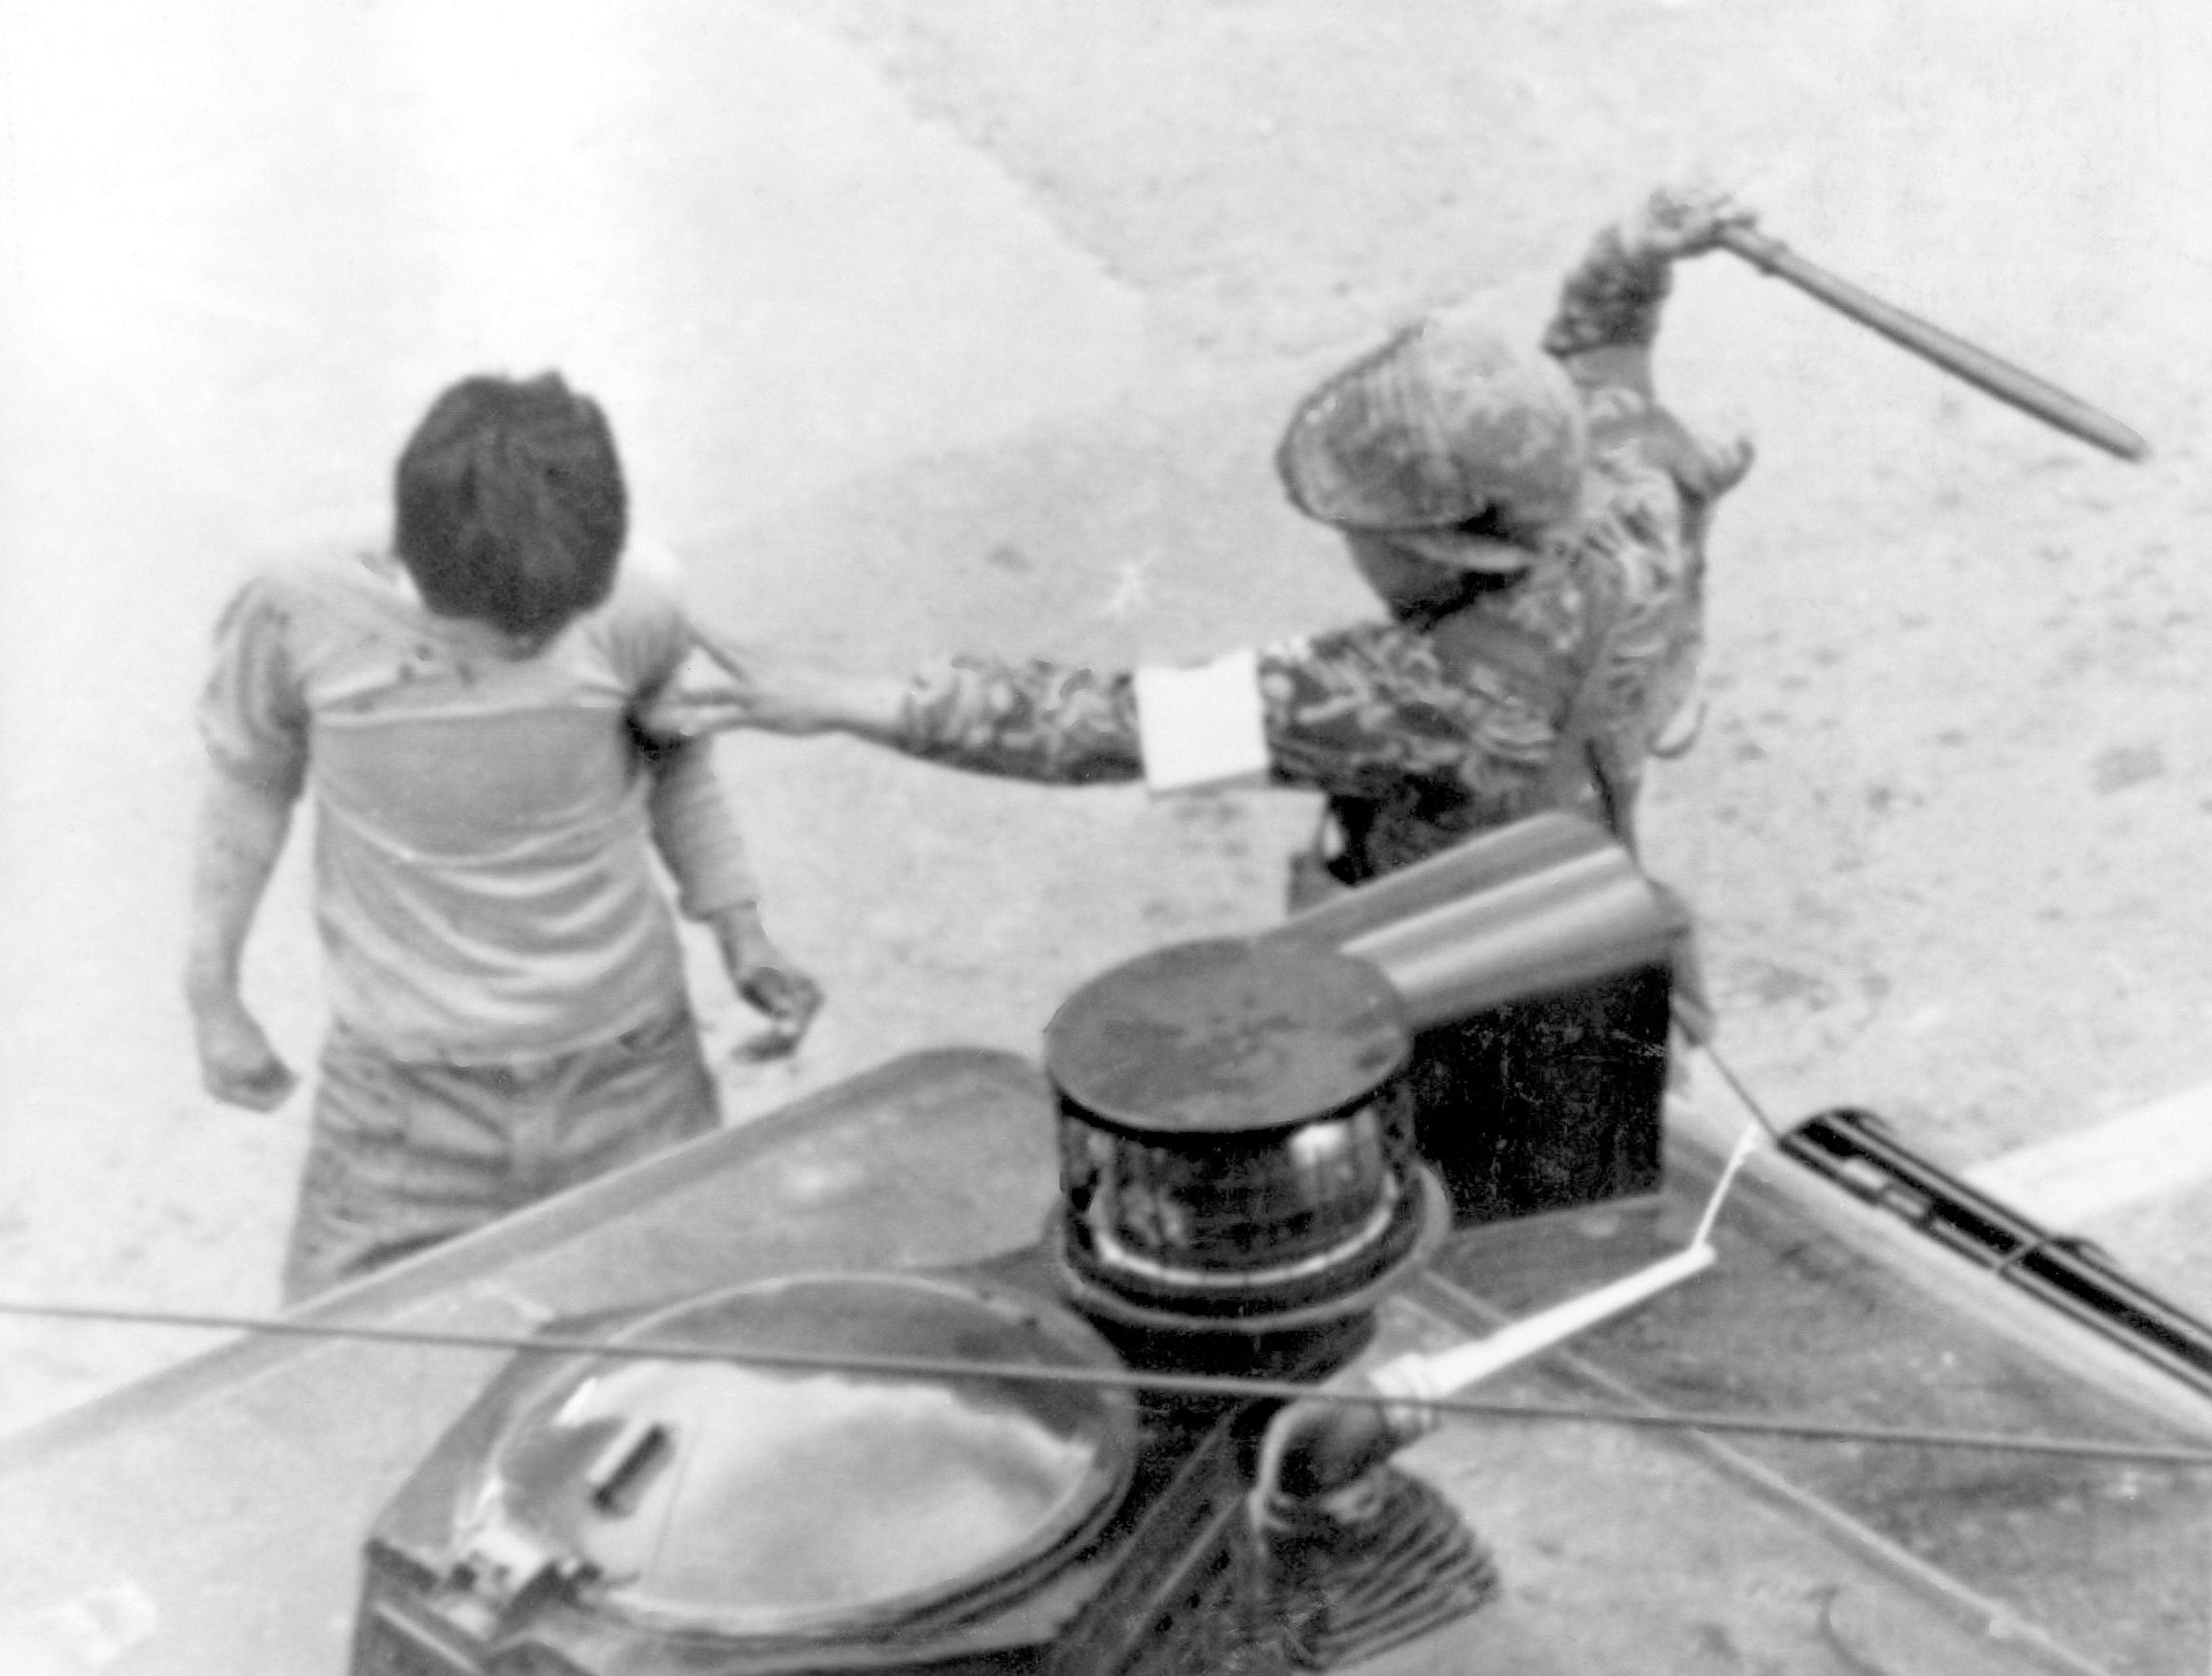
[902, 658, 1142, 784]
[1274, 304, 1588, 539]
[896, 219, 1747, 880]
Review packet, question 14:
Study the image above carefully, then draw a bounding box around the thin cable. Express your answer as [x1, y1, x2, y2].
[3, 1296, 2208, 1468]
[1699, 1039, 1794, 1143]
[1691, 1119, 1763, 1250]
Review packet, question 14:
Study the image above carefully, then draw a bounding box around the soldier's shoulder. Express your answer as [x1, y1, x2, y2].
[1574, 450, 1686, 558]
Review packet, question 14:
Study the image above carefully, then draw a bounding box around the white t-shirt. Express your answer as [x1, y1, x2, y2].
[198, 545, 755, 1061]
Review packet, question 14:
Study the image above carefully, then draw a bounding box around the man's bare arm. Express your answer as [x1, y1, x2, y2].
[642, 735, 824, 1056]
[184, 766, 300, 1110]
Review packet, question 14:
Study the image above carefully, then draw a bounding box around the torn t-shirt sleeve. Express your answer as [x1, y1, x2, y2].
[605, 536, 697, 700]
[196, 573, 310, 801]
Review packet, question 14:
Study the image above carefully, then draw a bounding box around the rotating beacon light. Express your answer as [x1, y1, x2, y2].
[1046, 938, 1449, 1332]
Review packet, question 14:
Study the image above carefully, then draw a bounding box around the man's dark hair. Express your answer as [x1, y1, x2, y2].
[393, 373, 627, 639]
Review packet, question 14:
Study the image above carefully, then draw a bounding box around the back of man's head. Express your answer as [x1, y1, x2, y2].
[394, 372, 627, 640]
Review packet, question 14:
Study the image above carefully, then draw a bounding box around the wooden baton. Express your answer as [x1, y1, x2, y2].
[1715, 223, 2150, 462]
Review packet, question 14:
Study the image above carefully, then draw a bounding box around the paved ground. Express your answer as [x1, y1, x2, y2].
[2, 0, 2209, 1473]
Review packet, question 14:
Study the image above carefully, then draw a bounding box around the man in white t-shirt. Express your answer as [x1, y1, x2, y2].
[185, 371, 820, 1302]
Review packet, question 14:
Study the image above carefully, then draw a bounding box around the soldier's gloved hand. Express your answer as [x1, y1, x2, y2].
[1624, 182, 1757, 263]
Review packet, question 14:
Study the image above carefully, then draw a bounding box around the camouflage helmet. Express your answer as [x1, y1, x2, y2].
[1275, 303, 1586, 567]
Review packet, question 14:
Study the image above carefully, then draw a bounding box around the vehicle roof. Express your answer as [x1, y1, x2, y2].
[0, 1048, 2202, 1674]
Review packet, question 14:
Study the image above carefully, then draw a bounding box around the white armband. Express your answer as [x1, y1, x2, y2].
[1133, 647, 1271, 795]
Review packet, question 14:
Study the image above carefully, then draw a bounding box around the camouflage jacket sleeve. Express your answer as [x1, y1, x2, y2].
[1569, 452, 1704, 783]
[894, 627, 1556, 807]
[899, 657, 1145, 784]
[1256, 624, 1555, 806]
[1544, 221, 1755, 524]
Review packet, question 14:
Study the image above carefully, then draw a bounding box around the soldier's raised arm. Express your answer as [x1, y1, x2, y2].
[1541, 183, 1756, 399]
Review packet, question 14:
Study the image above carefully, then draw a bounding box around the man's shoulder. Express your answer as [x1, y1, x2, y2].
[224, 545, 403, 613]
[565, 537, 693, 691]
[620, 535, 687, 596]
[586, 537, 689, 632]
[210, 548, 415, 655]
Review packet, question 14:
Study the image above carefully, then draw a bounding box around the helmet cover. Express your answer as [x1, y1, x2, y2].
[1276, 304, 1587, 561]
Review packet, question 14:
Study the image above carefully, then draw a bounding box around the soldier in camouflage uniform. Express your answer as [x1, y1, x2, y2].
[659, 183, 1751, 1220]
[663, 183, 1752, 880]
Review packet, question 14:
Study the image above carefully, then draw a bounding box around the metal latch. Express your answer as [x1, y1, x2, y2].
[448, 1517, 595, 1618]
